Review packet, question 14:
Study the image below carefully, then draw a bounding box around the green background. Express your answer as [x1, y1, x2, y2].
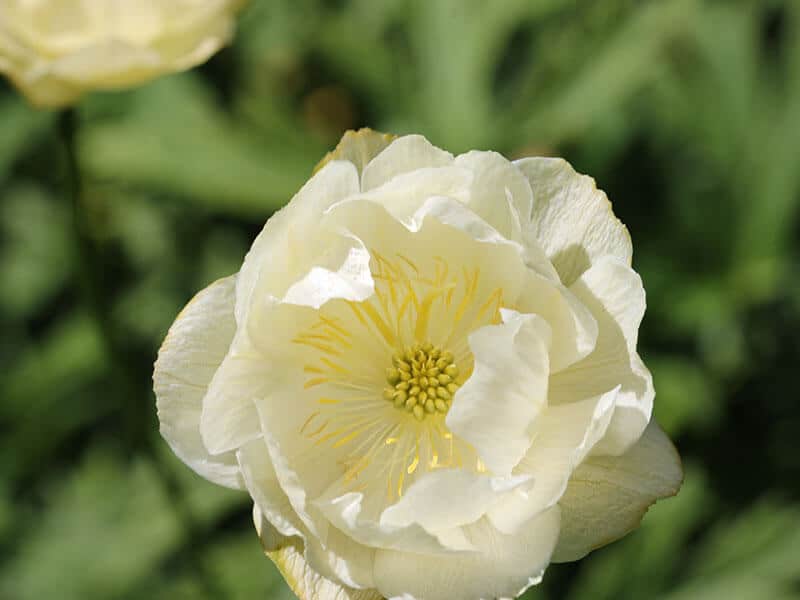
[1, 1, 799, 598]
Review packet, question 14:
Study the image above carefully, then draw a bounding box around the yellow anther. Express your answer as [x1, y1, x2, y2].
[384, 342, 461, 420]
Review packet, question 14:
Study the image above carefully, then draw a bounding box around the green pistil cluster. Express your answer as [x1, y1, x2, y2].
[384, 342, 460, 421]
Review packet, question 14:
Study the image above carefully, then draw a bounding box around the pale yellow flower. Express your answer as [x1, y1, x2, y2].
[0, 0, 247, 108]
[154, 130, 683, 600]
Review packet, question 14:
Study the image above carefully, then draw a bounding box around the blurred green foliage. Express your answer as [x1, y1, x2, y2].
[1, 1, 799, 599]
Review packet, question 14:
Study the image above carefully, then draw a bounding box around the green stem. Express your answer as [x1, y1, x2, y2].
[58, 109, 225, 600]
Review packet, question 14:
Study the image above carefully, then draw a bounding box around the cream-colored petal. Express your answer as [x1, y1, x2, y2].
[380, 469, 533, 536]
[356, 166, 474, 224]
[314, 128, 398, 176]
[455, 150, 533, 241]
[235, 160, 361, 323]
[282, 233, 374, 309]
[446, 310, 552, 476]
[261, 540, 383, 600]
[373, 507, 561, 600]
[488, 388, 617, 534]
[515, 157, 632, 286]
[199, 333, 266, 456]
[553, 420, 683, 562]
[239, 439, 377, 589]
[550, 256, 652, 456]
[154, 275, 242, 489]
[361, 134, 454, 192]
[515, 271, 598, 373]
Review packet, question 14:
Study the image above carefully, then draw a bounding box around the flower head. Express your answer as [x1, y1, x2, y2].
[154, 130, 683, 600]
[0, 0, 247, 108]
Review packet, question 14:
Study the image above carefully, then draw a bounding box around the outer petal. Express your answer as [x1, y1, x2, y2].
[373, 507, 561, 600]
[487, 388, 617, 534]
[515, 157, 632, 286]
[313, 128, 398, 176]
[235, 160, 361, 323]
[446, 310, 552, 476]
[361, 134, 454, 191]
[254, 508, 382, 600]
[239, 439, 376, 589]
[154, 275, 242, 489]
[550, 256, 653, 456]
[553, 420, 683, 562]
[455, 150, 533, 241]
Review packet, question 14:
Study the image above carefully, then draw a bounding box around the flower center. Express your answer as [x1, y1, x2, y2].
[383, 342, 460, 420]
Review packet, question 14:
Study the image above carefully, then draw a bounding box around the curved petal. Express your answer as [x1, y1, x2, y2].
[550, 256, 653, 456]
[515, 157, 632, 286]
[361, 134, 454, 191]
[373, 507, 561, 600]
[380, 469, 534, 535]
[254, 508, 382, 600]
[446, 310, 552, 476]
[235, 160, 361, 323]
[454, 150, 533, 241]
[515, 271, 598, 373]
[488, 388, 617, 534]
[313, 128, 398, 176]
[553, 420, 683, 562]
[154, 275, 242, 489]
[239, 439, 376, 589]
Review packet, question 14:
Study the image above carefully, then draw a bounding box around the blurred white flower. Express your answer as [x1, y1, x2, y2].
[0, 0, 247, 108]
[154, 129, 682, 600]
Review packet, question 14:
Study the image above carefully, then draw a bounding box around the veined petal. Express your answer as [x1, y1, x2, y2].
[361, 135, 454, 191]
[239, 439, 376, 589]
[154, 275, 242, 489]
[254, 507, 382, 600]
[455, 150, 533, 241]
[553, 420, 683, 562]
[235, 160, 361, 323]
[516, 271, 598, 373]
[380, 469, 534, 535]
[199, 332, 267, 456]
[356, 166, 474, 224]
[373, 507, 560, 600]
[515, 157, 632, 286]
[313, 128, 398, 176]
[488, 388, 617, 534]
[550, 256, 653, 456]
[447, 310, 552, 476]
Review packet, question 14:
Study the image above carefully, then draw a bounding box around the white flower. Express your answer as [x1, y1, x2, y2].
[154, 130, 683, 600]
[0, 0, 246, 108]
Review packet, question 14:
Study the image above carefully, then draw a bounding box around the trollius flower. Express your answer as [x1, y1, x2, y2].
[0, 0, 247, 108]
[155, 130, 682, 600]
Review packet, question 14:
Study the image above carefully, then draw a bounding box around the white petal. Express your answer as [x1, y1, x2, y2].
[361, 134, 454, 191]
[380, 469, 534, 535]
[550, 256, 653, 456]
[357, 166, 474, 223]
[516, 271, 598, 372]
[455, 150, 533, 241]
[488, 389, 617, 534]
[515, 157, 632, 285]
[446, 310, 552, 476]
[254, 508, 382, 600]
[553, 420, 683, 562]
[154, 275, 242, 489]
[199, 332, 268, 455]
[235, 160, 360, 323]
[282, 233, 374, 309]
[373, 507, 561, 600]
[239, 439, 376, 589]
